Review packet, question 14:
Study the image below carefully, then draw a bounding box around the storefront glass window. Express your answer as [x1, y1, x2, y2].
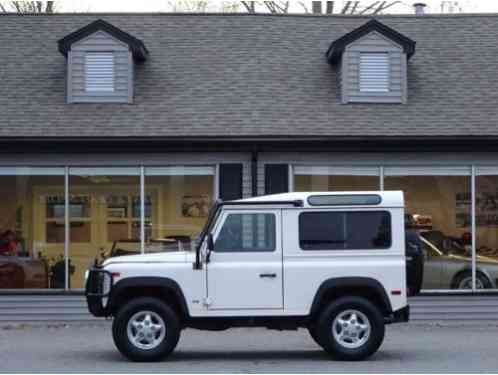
[1, 162, 493, 294]
[144, 167, 215, 254]
[384, 168, 472, 290]
[69, 167, 141, 289]
[294, 166, 380, 192]
[0, 167, 65, 289]
[475, 171, 498, 290]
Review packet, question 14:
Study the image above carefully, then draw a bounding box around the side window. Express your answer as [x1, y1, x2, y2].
[299, 211, 391, 250]
[214, 213, 276, 252]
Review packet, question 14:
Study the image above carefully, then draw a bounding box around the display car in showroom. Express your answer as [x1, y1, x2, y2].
[85, 192, 409, 362]
[100, 237, 193, 260]
[419, 231, 498, 290]
[0, 255, 48, 289]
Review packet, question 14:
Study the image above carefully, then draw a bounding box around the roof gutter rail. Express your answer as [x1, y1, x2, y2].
[221, 199, 304, 207]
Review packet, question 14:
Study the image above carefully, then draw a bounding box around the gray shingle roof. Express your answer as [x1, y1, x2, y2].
[1, 13, 498, 138]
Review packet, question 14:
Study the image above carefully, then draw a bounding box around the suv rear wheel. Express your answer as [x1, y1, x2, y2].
[308, 326, 324, 346]
[316, 296, 385, 361]
[112, 297, 181, 362]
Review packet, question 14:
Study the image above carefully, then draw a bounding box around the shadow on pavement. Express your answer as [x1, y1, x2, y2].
[73, 348, 409, 364]
[171, 350, 330, 361]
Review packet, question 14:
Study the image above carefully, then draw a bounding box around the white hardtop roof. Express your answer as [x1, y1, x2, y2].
[234, 191, 404, 208]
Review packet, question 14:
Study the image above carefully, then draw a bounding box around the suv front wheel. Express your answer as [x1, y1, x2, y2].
[316, 296, 385, 361]
[112, 297, 181, 362]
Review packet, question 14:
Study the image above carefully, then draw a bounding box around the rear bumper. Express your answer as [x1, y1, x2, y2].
[390, 305, 410, 323]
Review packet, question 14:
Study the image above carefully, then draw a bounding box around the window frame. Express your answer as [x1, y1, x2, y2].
[298, 210, 392, 251]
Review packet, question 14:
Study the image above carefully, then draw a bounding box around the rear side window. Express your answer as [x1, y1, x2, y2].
[299, 211, 391, 250]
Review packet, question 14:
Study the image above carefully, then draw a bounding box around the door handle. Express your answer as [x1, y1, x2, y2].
[259, 273, 277, 278]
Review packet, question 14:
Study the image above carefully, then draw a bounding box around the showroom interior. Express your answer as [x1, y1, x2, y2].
[2, 150, 498, 294]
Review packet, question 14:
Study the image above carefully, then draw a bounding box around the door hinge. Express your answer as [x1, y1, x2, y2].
[202, 297, 212, 307]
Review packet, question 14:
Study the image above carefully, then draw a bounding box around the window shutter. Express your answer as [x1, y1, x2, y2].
[265, 164, 289, 195]
[359, 53, 390, 93]
[85, 52, 115, 92]
[219, 164, 243, 201]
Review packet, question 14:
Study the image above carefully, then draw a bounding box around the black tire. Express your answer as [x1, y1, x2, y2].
[112, 297, 181, 362]
[308, 326, 324, 347]
[452, 271, 492, 290]
[315, 296, 385, 361]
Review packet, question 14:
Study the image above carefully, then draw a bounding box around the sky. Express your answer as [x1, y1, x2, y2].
[58, 0, 498, 13]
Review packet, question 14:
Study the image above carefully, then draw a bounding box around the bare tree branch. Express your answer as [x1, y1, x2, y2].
[3, 1, 56, 13]
[372, 0, 402, 14]
[240, 0, 256, 12]
[341, 1, 355, 14]
[262, 1, 289, 14]
[297, 1, 309, 13]
[11, 1, 22, 12]
[350, 1, 360, 14]
[359, 1, 379, 14]
[160, 1, 410, 15]
[273, 1, 289, 13]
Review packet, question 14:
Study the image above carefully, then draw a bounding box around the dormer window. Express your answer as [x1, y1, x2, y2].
[58, 19, 148, 104]
[85, 52, 115, 92]
[359, 53, 389, 93]
[327, 20, 416, 104]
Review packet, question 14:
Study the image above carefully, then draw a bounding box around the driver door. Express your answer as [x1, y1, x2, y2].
[206, 210, 283, 310]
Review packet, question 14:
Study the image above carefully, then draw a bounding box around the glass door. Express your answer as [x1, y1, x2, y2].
[69, 168, 141, 289]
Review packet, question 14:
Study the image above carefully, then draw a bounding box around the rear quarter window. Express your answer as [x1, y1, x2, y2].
[298, 211, 391, 250]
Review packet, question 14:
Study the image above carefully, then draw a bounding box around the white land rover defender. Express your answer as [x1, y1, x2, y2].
[85, 191, 409, 362]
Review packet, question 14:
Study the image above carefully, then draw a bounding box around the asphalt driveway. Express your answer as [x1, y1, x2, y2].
[1, 322, 496, 373]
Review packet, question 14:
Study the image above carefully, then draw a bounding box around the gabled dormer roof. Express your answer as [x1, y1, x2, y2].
[326, 19, 416, 64]
[58, 19, 148, 61]
[2, 13, 498, 139]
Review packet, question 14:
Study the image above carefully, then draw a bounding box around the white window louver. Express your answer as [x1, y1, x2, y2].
[84, 52, 115, 92]
[359, 53, 390, 93]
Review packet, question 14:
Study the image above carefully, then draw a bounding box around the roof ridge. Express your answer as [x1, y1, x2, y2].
[2, 12, 498, 18]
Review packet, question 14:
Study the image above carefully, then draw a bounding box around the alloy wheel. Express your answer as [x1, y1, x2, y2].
[126, 310, 166, 350]
[332, 309, 371, 349]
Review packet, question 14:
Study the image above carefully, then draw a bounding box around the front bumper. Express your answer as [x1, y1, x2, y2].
[390, 305, 410, 323]
[85, 267, 114, 317]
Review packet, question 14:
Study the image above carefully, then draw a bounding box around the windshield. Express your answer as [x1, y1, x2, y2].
[420, 231, 469, 257]
[195, 200, 222, 252]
